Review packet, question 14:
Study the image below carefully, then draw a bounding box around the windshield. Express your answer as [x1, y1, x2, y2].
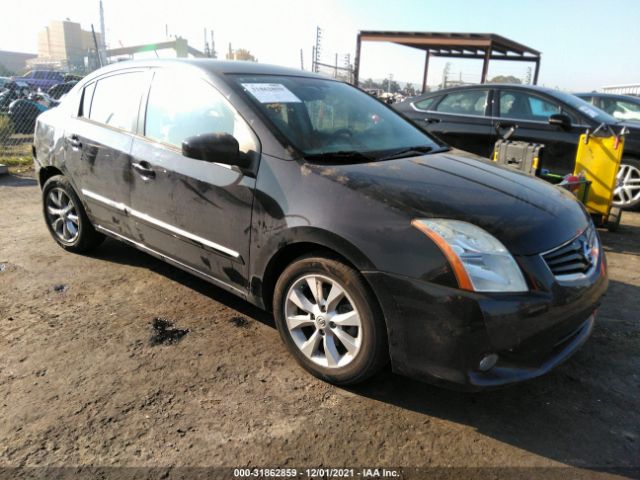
[553, 90, 618, 124]
[230, 74, 441, 159]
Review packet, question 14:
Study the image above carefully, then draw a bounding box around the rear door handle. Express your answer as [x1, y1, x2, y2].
[68, 134, 82, 149]
[132, 161, 156, 179]
[424, 117, 440, 124]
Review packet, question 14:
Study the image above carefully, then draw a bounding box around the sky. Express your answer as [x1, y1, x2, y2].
[1, 0, 639, 91]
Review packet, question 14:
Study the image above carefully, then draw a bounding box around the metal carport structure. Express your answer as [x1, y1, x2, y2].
[353, 31, 541, 91]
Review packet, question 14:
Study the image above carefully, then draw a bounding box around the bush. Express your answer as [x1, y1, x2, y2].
[0, 114, 15, 143]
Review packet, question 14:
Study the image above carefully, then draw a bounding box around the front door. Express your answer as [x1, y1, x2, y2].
[493, 88, 583, 174]
[128, 69, 259, 294]
[421, 88, 495, 158]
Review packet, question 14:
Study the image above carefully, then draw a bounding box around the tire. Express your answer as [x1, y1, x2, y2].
[613, 158, 640, 210]
[42, 175, 104, 253]
[273, 254, 388, 385]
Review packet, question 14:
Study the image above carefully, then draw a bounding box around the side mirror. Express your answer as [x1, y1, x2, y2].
[548, 113, 571, 130]
[182, 132, 250, 168]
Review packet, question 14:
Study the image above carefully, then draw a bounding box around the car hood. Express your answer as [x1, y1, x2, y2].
[308, 149, 590, 256]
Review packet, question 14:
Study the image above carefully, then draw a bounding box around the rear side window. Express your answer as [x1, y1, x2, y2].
[89, 72, 146, 132]
[414, 96, 438, 111]
[435, 90, 488, 115]
[144, 69, 258, 154]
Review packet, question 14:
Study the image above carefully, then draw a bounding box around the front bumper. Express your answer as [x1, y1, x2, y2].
[364, 256, 608, 391]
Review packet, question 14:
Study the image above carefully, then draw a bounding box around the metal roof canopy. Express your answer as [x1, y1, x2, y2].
[353, 31, 541, 91]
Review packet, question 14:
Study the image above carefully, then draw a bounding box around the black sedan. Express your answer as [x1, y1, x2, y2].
[395, 84, 640, 209]
[34, 60, 607, 390]
[575, 92, 640, 122]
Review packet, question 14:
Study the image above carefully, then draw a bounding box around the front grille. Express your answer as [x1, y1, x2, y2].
[542, 225, 598, 278]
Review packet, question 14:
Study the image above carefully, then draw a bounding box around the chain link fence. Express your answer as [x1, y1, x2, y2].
[0, 75, 83, 169]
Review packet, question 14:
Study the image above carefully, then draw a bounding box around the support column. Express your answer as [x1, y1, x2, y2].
[421, 50, 430, 93]
[480, 45, 491, 83]
[533, 58, 541, 85]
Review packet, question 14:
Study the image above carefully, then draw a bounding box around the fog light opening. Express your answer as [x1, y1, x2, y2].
[478, 353, 499, 372]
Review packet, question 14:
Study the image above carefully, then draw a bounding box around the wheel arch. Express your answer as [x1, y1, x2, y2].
[38, 165, 64, 189]
[254, 227, 377, 313]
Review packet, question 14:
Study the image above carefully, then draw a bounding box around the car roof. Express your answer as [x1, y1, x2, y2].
[83, 58, 330, 81]
[574, 92, 640, 100]
[420, 83, 562, 97]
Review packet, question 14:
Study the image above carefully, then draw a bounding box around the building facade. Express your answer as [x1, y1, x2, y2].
[35, 20, 103, 72]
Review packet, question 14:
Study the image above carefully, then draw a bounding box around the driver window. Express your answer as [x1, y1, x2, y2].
[499, 90, 560, 121]
[145, 70, 258, 155]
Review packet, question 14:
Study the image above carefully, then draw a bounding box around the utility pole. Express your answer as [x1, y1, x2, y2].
[204, 28, 210, 57]
[91, 24, 103, 68]
[210, 30, 216, 58]
[387, 73, 393, 93]
[334, 53, 338, 78]
[228, 42, 233, 60]
[314, 26, 322, 73]
[99, 0, 107, 66]
[442, 62, 451, 89]
[300, 49, 304, 70]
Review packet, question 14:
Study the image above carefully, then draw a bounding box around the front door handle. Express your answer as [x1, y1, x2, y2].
[68, 134, 82, 149]
[423, 117, 440, 124]
[132, 161, 156, 179]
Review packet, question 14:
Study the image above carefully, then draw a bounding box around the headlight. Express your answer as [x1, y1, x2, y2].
[412, 219, 528, 292]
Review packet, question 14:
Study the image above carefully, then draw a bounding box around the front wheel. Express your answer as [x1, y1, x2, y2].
[613, 158, 640, 210]
[273, 255, 388, 385]
[42, 175, 104, 253]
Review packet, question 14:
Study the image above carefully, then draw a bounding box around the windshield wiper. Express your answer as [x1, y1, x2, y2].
[304, 150, 375, 163]
[377, 145, 443, 161]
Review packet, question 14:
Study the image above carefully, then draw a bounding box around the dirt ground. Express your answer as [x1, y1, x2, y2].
[0, 171, 639, 480]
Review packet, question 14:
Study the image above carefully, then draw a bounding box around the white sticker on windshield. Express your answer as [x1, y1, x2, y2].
[242, 83, 301, 103]
[579, 105, 599, 119]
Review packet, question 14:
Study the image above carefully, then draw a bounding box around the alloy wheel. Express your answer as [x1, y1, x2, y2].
[284, 274, 362, 368]
[613, 163, 640, 207]
[46, 187, 80, 243]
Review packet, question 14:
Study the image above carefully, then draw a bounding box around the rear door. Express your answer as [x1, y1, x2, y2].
[493, 88, 584, 174]
[128, 68, 259, 294]
[63, 70, 147, 238]
[413, 88, 494, 158]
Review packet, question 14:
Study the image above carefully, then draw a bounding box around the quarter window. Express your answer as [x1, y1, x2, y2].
[414, 96, 438, 111]
[144, 70, 258, 155]
[499, 90, 561, 121]
[435, 90, 488, 116]
[88, 72, 146, 132]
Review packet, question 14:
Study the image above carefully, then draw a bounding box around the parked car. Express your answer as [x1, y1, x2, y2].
[34, 60, 607, 390]
[12, 70, 65, 91]
[9, 92, 58, 133]
[0, 80, 31, 111]
[394, 84, 640, 209]
[48, 81, 77, 100]
[0, 76, 10, 90]
[575, 92, 640, 122]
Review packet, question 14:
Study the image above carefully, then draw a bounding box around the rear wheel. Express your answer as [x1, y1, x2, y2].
[613, 158, 640, 209]
[273, 255, 388, 385]
[42, 175, 104, 253]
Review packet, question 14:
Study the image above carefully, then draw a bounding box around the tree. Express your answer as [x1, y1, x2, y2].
[226, 48, 257, 62]
[363, 78, 375, 88]
[403, 82, 416, 97]
[488, 75, 522, 84]
[0, 62, 14, 77]
[389, 80, 401, 94]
